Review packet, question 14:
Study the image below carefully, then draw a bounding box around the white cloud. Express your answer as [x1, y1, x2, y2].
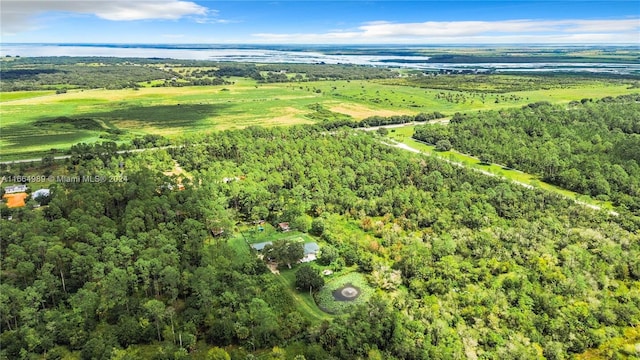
[1, 0, 208, 35]
[194, 17, 240, 24]
[253, 18, 640, 44]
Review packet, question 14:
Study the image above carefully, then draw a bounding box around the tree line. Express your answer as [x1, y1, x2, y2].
[316, 111, 446, 130]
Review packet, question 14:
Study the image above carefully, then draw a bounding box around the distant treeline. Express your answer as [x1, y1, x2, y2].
[318, 111, 445, 130]
[185, 63, 399, 83]
[1, 64, 174, 91]
[1, 57, 400, 91]
[386, 74, 640, 93]
[258, 63, 399, 81]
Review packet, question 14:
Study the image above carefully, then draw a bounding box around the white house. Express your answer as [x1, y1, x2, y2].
[4, 185, 27, 194]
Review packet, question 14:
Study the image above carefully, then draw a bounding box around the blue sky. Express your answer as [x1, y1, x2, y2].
[2, 1, 639, 44]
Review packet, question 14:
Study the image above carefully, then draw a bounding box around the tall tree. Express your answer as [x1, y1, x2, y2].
[263, 240, 304, 269]
[295, 264, 324, 293]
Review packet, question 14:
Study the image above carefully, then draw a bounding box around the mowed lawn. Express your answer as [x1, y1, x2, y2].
[2, 78, 637, 158]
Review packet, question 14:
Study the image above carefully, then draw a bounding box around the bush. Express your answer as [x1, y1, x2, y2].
[435, 139, 452, 151]
[317, 245, 337, 266]
[310, 218, 325, 236]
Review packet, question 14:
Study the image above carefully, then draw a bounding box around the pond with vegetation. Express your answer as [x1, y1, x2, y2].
[316, 272, 374, 314]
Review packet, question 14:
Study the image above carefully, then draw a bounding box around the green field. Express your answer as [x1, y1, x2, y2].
[2, 76, 639, 159]
[314, 272, 375, 315]
[0, 90, 56, 102]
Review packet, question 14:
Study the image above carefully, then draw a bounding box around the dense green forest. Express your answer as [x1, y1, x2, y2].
[414, 95, 640, 211]
[0, 63, 175, 91]
[2, 124, 639, 359]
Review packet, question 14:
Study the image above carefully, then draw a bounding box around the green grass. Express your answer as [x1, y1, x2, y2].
[2, 78, 638, 159]
[315, 272, 374, 315]
[0, 90, 55, 102]
[227, 235, 252, 258]
[275, 267, 335, 324]
[388, 125, 615, 211]
[228, 228, 331, 324]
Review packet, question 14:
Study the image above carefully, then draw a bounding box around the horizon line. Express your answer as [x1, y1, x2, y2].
[3, 42, 640, 47]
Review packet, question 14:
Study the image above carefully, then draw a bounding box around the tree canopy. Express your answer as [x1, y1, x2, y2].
[2, 96, 639, 359]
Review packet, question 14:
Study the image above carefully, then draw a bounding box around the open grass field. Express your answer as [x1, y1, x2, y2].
[0, 90, 56, 102]
[2, 75, 638, 159]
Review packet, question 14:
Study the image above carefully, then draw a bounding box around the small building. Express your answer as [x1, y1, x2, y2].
[250, 241, 273, 251]
[301, 242, 320, 263]
[2, 193, 28, 208]
[32, 189, 50, 199]
[322, 269, 333, 276]
[278, 222, 290, 232]
[4, 185, 27, 194]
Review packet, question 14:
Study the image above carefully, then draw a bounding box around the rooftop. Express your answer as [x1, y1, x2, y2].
[304, 242, 320, 255]
[251, 241, 273, 251]
[3, 193, 28, 208]
[4, 185, 27, 194]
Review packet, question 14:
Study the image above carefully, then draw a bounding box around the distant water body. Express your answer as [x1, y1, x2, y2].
[2, 43, 639, 74]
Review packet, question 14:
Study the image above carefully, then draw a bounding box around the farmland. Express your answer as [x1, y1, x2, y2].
[1, 65, 638, 160]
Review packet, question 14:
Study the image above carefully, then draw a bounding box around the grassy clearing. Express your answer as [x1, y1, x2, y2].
[387, 125, 614, 210]
[0, 90, 55, 102]
[231, 234, 334, 324]
[1, 84, 322, 157]
[327, 102, 411, 120]
[275, 267, 335, 324]
[227, 235, 252, 258]
[315, 272, 374, 315]
[229, 227, 333, 324]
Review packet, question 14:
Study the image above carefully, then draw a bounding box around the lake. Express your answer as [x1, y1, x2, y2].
[2, 44, 639, 74]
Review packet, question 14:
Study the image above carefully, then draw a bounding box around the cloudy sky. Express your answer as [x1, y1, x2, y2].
[1, 0, 639, 44]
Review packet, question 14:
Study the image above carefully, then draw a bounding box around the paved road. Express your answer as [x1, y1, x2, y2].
[2, 127, 617, 216]
[366, 122, 615, 215]
[0, 146, 179, 165]
[386, 140, 618, 216]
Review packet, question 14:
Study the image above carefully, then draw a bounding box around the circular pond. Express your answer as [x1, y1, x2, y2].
[332, 283, 361, 301]
[315, 272, 372, 314]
